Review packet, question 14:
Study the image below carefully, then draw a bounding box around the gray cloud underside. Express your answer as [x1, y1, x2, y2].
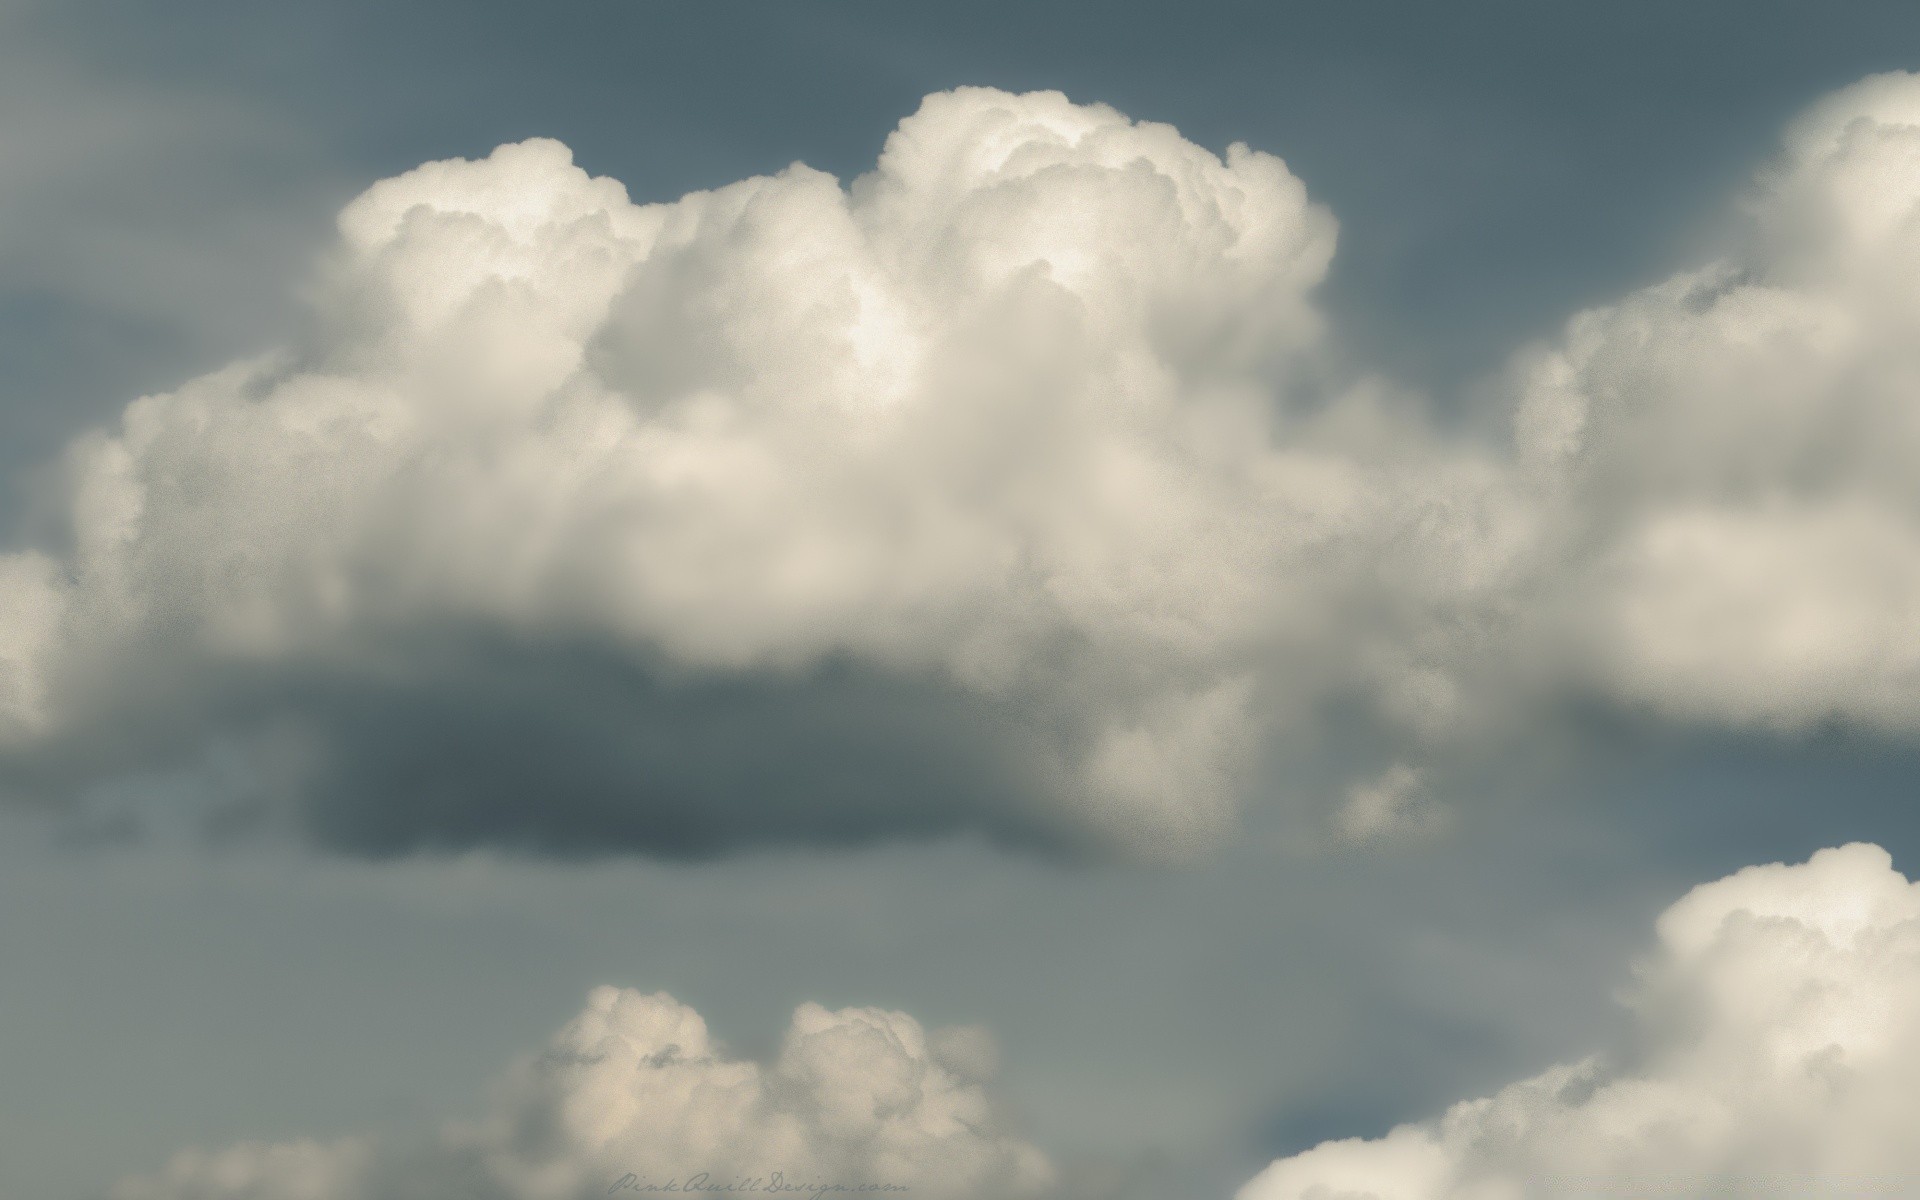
[8, 634, 1082, 858]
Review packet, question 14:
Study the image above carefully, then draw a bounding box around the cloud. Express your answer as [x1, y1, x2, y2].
[0, 85, 1519, 860]
[1239, 842, 1920, 1199]
[110, 1140, 376, 1200]
[113, 843, 1920, 1200]
[1509, 71, 1920, 734]
[15, 72, 1920, 860]
[112, 988, 1054, 1200]
[1332, 764, 1447, 844]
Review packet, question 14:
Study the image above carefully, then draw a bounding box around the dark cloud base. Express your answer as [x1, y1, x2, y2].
[2, 632, 1089, 860]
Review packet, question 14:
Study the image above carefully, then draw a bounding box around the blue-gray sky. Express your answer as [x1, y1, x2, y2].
[11, 4, 1920, 1199]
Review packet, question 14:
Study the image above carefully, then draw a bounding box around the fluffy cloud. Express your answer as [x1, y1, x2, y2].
[14, 72, 1920, 859]
[0, 85, 1516, 859]
[113, 988, 1054, 1200]
[1240, 842, 1920, 1199]
[1512, 71, 1920, 733]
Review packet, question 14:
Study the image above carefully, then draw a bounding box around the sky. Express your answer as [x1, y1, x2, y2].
[11, 3, 1920, 1199]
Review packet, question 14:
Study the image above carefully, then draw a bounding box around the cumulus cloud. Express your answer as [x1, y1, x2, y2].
[15, 71, 1920, 860]
[1511, 70, 1920, 733]
[1240, 841, 1920, 1199]
[0, 85, 1519, 859]
[113, 988, 1054, 1200]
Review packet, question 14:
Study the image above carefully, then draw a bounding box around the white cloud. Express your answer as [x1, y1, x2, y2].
[0, 85, 1518, 859]
[1511, 70, 1920, 734]
[1239, 842, 1920, 1199]
[113, 988, 1054, 1200]
[16, 72, 1920, 857]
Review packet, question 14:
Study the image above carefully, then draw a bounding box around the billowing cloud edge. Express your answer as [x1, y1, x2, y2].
[112, 988, 1055, 1200]
[1240, 841, 1920, 1199]
[0, 84, 1506, 860]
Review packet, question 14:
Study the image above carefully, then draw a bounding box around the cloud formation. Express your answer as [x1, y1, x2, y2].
[12, 73, 1920, 858]
[0, 85, 1516, 859]
[1240, 842, 1920, 1199]
[113, 988, 1053, 1200]
[115, 843, 1920, 1200]
[1512, 72, 1920, 733]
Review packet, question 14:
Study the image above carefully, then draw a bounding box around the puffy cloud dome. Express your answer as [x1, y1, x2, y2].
[114, 988, 1053, 1200]
[0, 84, 1511, 860]
[1240, 843, 1920, 1199]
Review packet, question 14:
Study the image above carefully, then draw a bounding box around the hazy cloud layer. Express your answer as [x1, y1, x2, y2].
[1240, 842, 1920, 1198]
[113, 988, 1053, 1200]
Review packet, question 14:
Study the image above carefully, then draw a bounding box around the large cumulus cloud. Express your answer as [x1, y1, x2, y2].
[1241, 841, 1920, 1199]
[16, 71, 1920, 859]
[113, 988, 1054, 1200]
[0, 85, 1516, 859]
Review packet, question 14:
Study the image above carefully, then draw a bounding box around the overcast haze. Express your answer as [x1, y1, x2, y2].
[11, 4, 1920, 1199]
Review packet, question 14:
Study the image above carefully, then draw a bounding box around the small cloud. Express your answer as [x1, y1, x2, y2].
[1333, 764, 1448, 845]
[113, 988, 1056, 1200]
